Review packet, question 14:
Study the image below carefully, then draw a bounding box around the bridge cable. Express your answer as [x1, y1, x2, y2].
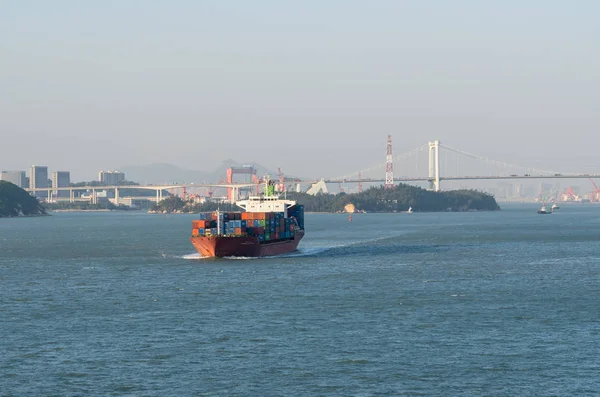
[440, 144, 564, 176]
[328, 143, 429, 181]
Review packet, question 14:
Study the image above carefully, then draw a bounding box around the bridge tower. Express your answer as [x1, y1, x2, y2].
[385, 135, 394, 189]
[428, 140, 440, 191]
[358, 171, 363, 193]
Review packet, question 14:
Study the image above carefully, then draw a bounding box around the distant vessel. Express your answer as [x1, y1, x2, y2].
[537, 204, 552, 214]
[407, 206, 413, 214]
[551, 203, 560, 211]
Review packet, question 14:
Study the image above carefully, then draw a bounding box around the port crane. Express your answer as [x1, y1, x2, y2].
[276, 168, 286, 193]
[562, 186, 580, 202]
[207, 178, 227, 198]
[589, 179, 600, 202]
[226, 166, 259, 201]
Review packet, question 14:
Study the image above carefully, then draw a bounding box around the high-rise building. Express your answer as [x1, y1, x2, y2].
[29, 165, 48, 199]
[52, 171, 70, 198]
[98, 171, 125, 185]
[0, 170, 27, 188]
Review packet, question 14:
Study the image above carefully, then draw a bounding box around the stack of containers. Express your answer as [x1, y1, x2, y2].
[287, 205, 304, 230]
[192, 209, 302, 240]
[191, 212, 217, 236]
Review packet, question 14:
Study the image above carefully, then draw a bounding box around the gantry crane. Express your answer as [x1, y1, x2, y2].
[589, 179, 600, 202]
[277, 168, 286, 193]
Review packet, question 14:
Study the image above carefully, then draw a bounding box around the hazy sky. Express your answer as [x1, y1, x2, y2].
[1, 1, 598, 181]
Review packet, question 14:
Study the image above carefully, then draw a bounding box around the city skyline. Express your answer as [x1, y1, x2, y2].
[3, 161, 598, 202]
[3, 147, 600, 195]
[1, 1, 598, 181]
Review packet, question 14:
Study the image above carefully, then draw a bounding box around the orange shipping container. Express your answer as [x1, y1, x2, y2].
[197, 220, 210, 228]
[235, 228, 242, 234]
[192, 228, 199, 235]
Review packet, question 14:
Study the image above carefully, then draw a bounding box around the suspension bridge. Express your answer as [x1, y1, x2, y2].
[312, 139, 599, 194]
[25, 139, 600, 204]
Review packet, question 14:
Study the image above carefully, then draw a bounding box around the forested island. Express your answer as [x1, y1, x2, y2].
[0, 181, 47, 217]
[150, 184, 500, 214]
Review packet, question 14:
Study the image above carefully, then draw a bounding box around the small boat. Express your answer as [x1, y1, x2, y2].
[537, 205, 552, 214]
[551, 203, 560, 211]
[407, 206, 413, 214]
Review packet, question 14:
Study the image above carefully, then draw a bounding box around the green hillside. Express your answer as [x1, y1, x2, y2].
[286, 184, 500, 213]
[150, 184, 500, 213]
[0, 181, 47, 217]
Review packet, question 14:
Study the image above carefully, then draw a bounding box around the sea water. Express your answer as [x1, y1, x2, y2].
[1, 204, 599, 396]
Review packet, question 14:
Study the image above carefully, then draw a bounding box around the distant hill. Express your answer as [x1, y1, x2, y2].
[154, 183, 500, 214]
[118, 161, 282, 185]
[285, 184, 501, 213]
[0, 181, 47, 217]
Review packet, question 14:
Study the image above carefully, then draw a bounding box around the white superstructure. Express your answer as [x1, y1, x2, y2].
[236, 195, 296, 214]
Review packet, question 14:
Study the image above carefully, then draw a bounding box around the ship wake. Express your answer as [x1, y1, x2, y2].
[180, 253, 211, 260]
[284, 234, 440, 258]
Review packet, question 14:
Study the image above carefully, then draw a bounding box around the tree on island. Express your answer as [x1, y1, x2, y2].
[148, 183, 500, 214]
[0, 181, 47, 217]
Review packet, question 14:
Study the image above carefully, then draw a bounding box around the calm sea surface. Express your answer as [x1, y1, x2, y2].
[1, 204, 600, 396]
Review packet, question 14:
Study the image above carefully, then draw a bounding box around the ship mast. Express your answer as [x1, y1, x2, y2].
[216, 208, 221, 235]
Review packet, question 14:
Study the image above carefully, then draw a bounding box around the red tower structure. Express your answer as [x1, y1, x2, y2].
[385, 135, 394, 189]
[226, 166, 257, 201]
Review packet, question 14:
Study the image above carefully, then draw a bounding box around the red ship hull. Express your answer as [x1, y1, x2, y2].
[190, 232, 304, 258]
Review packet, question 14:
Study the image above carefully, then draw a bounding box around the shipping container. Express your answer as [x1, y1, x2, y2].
[192, 206, 303, 239]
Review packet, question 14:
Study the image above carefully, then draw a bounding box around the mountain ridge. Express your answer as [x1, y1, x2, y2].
[117, 161, 285, 185]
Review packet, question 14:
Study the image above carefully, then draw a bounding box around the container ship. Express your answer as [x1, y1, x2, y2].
[190, 182, 304, 258]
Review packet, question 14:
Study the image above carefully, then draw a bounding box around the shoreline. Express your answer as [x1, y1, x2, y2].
[0, 213, 50, 218]
[49, 209, 114, 213]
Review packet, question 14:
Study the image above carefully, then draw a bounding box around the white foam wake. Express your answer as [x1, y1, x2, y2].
[222, 256, 259, 260]
[180, 253, 209, 260]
